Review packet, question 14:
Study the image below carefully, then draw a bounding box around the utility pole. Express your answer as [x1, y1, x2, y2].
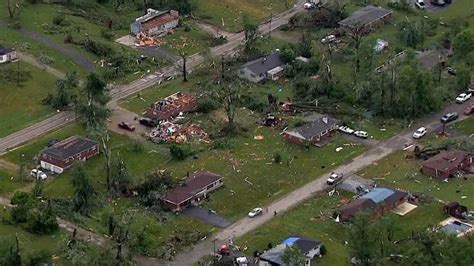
[19, 154, 25, 183]
[17, 60, 20, 86]
[269, 13, 273, 37]
[213, 239, 217, 266]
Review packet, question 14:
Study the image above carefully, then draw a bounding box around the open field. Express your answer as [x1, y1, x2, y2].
[452, 117, 474, 136]
[191, 0, 292, 32]
[237, 192, 447, 265]
[0, 168, 23, 197]
[0, 62, 56, 138]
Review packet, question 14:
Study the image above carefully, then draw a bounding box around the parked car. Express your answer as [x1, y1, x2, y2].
[338, 126, 355, 134]
[354, 131, 369, 139]
[31, 169, 47, 180]
[455, 92, 472, 103]
[464, 104, 474, 115]
[415, 0, 426, 9]
[248, 207, 263, 218]
[413, 127, 427, 139]
[327, 173, 343, 185]
[303, 2, 314, 9]
[118, 121, 136, 131]
[441, 112, 459, 123]
[139, 117, 156, 128]
[430, 0, 446, 6]
[446, 66, 457, 76]
[321, 34, 336, 44]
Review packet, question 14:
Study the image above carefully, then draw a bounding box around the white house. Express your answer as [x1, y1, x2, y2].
[130, 9, 179, 36]
[238, 53, 285, 83]
[259, 236, 323, 266]
[0, 47, 17, 64]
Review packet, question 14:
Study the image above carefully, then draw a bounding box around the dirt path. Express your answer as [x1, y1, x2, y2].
[0, 159, 19, 173]
[16, 52, 65, 79]
[194, 19, 233, 38]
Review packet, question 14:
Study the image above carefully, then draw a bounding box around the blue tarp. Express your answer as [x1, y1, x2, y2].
[360, 188, 395, 203]
[282, 237, 300, 246]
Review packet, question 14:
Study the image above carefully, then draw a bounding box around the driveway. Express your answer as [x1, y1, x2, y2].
[182, 207, 233, 229]
[337, 174, 374, 193]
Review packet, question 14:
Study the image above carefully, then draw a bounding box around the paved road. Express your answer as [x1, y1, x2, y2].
[0, 19, 94, 72]
[167, 98, 473, 266]
[0, 1, 306, 155]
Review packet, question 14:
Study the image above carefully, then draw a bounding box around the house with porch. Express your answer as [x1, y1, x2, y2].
[282, 115, 338, 147]
[238, 53, 285, 83]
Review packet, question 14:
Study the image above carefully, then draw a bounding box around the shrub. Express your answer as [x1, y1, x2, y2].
[101, 29, 115, 40]
[197, 97, 219, 113]
[169, 144, 194, 160]
[274, 153, 282, 164]
[52, 14, 68, 26]
[130, 139, 144, 153]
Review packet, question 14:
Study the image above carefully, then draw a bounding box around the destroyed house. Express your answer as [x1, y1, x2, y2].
[339, 188, 407, 221]
[238, 53, 285, 83]
[338, 5, 392, 32]
[0, 47, 17, 64]
[163, 172, 223, 211]
[40, 136, 99, 174]
[130, 9, 179, 36]
[283, 115, 337, 146]
[422, 150, 473, 179]
[145, 92, 197, 121]
[259, 236, 323, 266]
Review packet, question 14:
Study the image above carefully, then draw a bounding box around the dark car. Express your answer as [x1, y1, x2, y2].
[139, 118, 157, 128]
[118, 121, 136, 131]
[441, 112, 459, 123]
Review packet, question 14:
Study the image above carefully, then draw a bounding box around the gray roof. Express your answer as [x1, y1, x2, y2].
[242, 53, 285, 76]
[41, 136, 98, 160]
[293, 237, 322, 254]
[339, 5, 392, 28]
[285, 115, 337, 140]
[260, 237, 322, 265]
[0, 47, 14, 55]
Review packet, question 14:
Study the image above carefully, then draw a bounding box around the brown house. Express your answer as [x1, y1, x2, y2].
[145, 92, 198, 121]
[338, 5, 393, 32]
[422, 150, 473, 179]
[40, 136, 99, 174]
[163, 171, 223, 211]
[339, 187, 407, 221]
[283, 115, 338, 147]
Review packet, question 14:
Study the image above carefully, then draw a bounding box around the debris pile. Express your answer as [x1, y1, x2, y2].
[147, 121, 208, 144]
[145, 92, 198, 121]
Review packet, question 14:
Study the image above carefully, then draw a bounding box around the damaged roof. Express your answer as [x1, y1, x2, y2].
[41, 136, 98, 160]
[423, 150, 472, 172]
[164, 172, 223, 205]
[284, 115, 337, 140]
[339, 5, 392, 28]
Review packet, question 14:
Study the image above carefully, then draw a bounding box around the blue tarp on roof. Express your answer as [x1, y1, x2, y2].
[360, 188, 395, 203]
[282, 237, 300, 246]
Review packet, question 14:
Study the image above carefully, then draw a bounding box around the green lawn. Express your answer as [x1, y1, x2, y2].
[237, 192, 446, 265]
[346, 119, 405, 141]
[163, 22, 213, 55]
[0, 168, 23, 197]
[191, 0, 292, 32]
[358, 150, 474, 208]
[0, 62, 56, 138]
[452, 117, 474, 136]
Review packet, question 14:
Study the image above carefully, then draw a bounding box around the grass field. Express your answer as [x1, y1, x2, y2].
[0, 62, 56, 138]
[237, 192, 446, 265]
[163, 22, 213, 55]
[358, 150, 474, 208]
[452, 117, 474, 136]
[0, 168, 23, 197]
[191, 0, 292, 32]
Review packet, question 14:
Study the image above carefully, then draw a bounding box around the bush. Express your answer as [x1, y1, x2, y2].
[197, 97, 219, 113]
[101, 29, 115, 40]
[52, 14, 68, 26]
[130, 139, 144, 153]
[169, 144, 194, 160]
[274, 152, 282, 164]
[212, 138, 234, 150]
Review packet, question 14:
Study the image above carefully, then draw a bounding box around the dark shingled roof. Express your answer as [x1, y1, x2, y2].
[340, 198, 377, 220]
[260, 236, 322, 265]
[164, 172, 222, 205]
[294, 237, 323, 254]
[285, 115, 337, 140]
[423, 150, 472, 172]
[0, 47, 14, 55]
[339, 5, 392, 28]
[41, 136, 98, 160]
[242, 53, 284, 76]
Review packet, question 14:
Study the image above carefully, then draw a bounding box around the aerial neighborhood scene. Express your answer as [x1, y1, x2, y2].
[1, 0, 474, 265]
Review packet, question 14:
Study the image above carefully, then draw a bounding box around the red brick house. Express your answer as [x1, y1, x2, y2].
[422, 150, 473, 179]
[163, 171, 223, 211]
[40, 136, 99, 174]
[145, 92, 198, 121]
[283, 115, 338, 147]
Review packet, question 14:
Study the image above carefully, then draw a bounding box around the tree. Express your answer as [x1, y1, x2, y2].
[109, 154, 132, 196]
[11, 192, 36, 223]
[48, 71, 79, 110]
[217, 81, 242, 132]
[71, 164, 96, 215]
[298, 32, 313, 58]
[399, 21, 423, 48]
[77, 72, 110, 134]
[242, 15, 258, 55]
[453, 29, 474, 55]
[6, 0, 22, 19]
[281, 245, 306, 265]
[135, 170, 175, 208]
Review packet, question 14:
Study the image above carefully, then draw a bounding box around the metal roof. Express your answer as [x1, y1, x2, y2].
[339, 5, 392, 28]
[360, 188, 395, 203]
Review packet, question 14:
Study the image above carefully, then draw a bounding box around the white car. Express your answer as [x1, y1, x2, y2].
[455, 92, 472, 104]
[415, 0, 426, 9]
[338, 126, 355, 134]
[327, 173, 343, 185]
[30, 169, 47, 180]
[303, 3, 314, 9]
[321, 35, 336, 44]
[413, 127, 427, 139]
[248, 207, 263, 218]
[354, 131, 368, 139]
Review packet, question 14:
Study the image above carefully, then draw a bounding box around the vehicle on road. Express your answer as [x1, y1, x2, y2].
[139, 117, 157, 128]
[338, 126, 355, 134]
[415, 0, 426, 9]
[248, 207, 263, 218]
[441, 112, 459, 123]
[455, 92, 472, 104]
[430, 0, 446, 6]
[446, 66, 456, 76]
[31, 169, 47, 180]
[327, 173, 343, 185]
[464, 104, 474, 115]
[354, 131, 369, 139]
[413, 127, 427, 139]
[118, 121, 136, 131]
[321, 34, 336, 44]
[303, 3, 314, 9]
